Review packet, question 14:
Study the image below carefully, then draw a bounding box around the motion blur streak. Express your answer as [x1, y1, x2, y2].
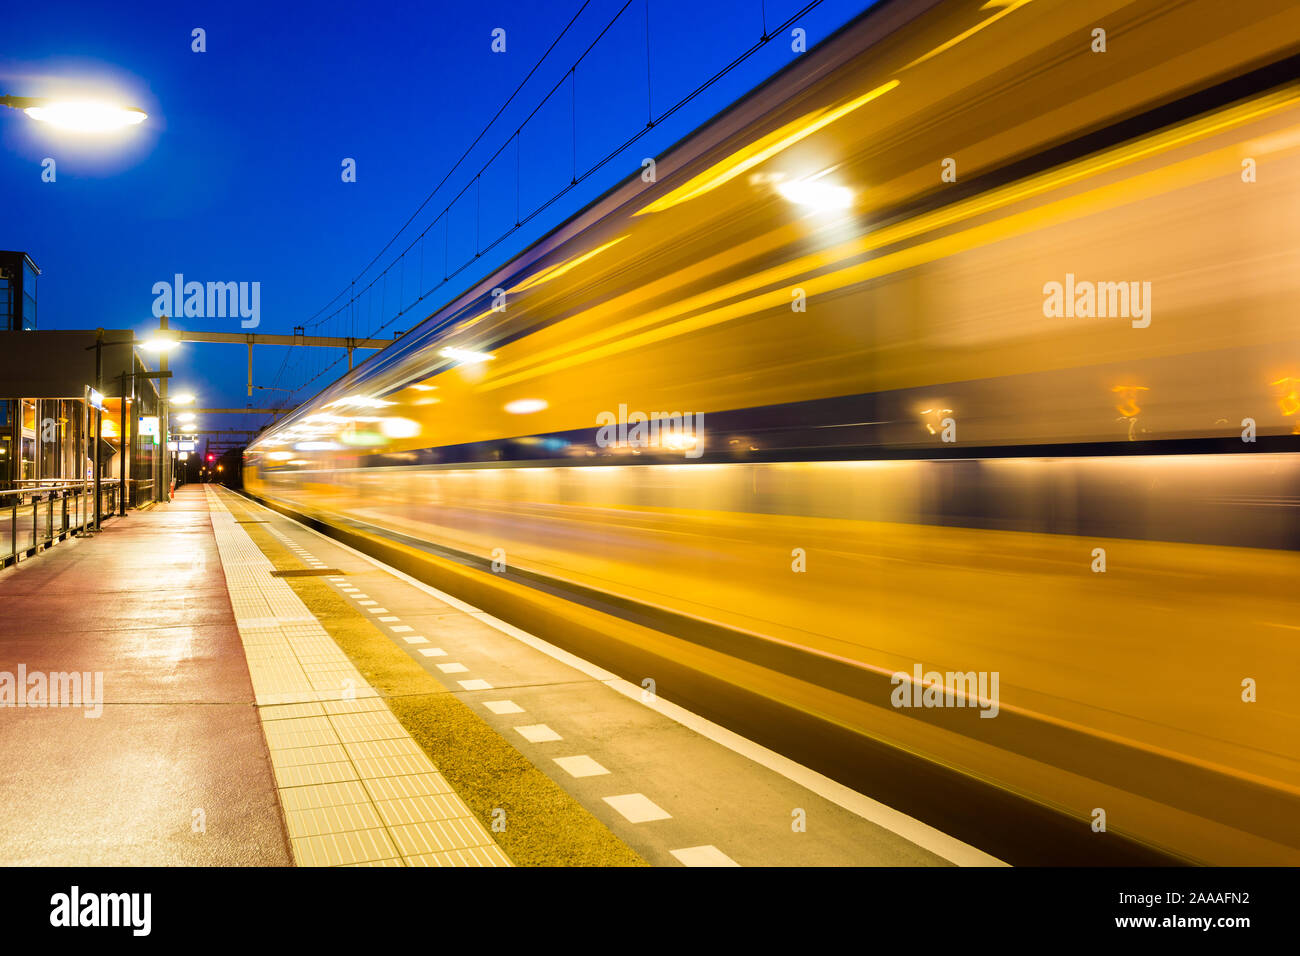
[247, 0, 1300, 863]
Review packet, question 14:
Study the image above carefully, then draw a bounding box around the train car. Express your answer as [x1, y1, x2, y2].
[246, 0, 1300, 864]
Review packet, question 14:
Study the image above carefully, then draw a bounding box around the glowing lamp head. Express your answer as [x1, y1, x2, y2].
[23, 100, 147, 133]
[141, 334, 179, 353]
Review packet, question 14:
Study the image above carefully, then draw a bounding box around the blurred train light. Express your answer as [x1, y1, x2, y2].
[439, 347, 494, 364]
[776, 178, 854, 210]
[504, 399, 548, 414]
[294, 441, 342, 451]
[325, 395, 394, 409]
[379, 417, 421, 438]
[266, 451, 294, 462]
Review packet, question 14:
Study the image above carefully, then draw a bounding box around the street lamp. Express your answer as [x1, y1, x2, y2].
[1, 95, 147, 133]
[172, 392, 197, 405]
[141, 331, 180, 352]
[2, 95, 147, 132]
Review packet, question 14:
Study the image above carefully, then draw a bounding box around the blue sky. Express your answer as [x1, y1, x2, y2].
[2, 0, 873, 421]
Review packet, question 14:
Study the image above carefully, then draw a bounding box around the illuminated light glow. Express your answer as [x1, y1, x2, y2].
[504, 398, 548, 415]
[287, 459, 309, 466]
[140, 336, 180, 352]
[775, 178, 854, 210]
[177, 412, 197, 423]
[171, 393, 197, 405]
[904, 0, 1037, 70]
[634, 80, 898, 215]
[439, 346, 494, 364]
[490, 94, 1295, 395]
[294, 441, 342, 451]
[378, 417, 421, 438]
[409, 384, 436, 392]
[324, 395, 394, 409]
[266, 451, 294, 462]
[339, 431, 387, 447]
[509, 237, 628, 294]
[23, 100, 147, 133]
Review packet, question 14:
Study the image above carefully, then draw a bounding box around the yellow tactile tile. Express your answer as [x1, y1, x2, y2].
[373, 794, 474, 827]
[272, 760, 360, 790]
[291, 827, 399, 867]
[351, 754, 439, 779]
[285, 801, 385, 839]
[341, 738, 429, 761]
[384, 816, 491, 858]
[361, 772, 458, 802]
[277, 781, 373, 813]
[206, 486, 512, 868]
[268, 744, 351, 768]
[342, 858, 406, 867]
[405, 846, 513, 867]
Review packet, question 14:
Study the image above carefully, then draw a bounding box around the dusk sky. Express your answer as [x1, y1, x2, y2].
[2, 0, 873, 424]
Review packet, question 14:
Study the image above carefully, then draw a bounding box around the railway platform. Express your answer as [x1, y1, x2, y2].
[0, 482, 998, 867]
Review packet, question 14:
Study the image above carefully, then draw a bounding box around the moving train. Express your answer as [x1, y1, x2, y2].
[246, 0, 1300, 864]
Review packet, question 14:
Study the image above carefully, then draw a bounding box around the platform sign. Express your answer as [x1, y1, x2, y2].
[167, 441, 196, 452]
[85, 386, 106, 412]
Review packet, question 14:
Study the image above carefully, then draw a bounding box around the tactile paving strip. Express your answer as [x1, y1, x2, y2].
[205, 486, 510, 867]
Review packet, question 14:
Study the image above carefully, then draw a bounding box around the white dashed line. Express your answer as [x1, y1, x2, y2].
[457, 679, 492, 691]
[603, 793, 671, 823]
[553, 755, 609, 778]
[514, 724, 561, 743]
[483, 700, 523, 715]
[670, 845, 739, 867]
[437, 663, 469, 674]
[418, 647, 446, 657]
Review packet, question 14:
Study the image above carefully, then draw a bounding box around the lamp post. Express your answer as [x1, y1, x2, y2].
[140, 320, 181, 503]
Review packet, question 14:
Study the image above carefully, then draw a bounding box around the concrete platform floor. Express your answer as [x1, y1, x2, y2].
[0, 485, 291, 865]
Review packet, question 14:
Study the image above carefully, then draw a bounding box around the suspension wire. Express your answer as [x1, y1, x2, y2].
[286, 0, 832, 401]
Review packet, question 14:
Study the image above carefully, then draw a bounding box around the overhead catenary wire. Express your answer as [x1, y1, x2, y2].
[284, 0, 829, 402]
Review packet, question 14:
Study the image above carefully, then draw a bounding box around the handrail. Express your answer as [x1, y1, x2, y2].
[1, 482, 100, 501]
[2, 480, 123, 567]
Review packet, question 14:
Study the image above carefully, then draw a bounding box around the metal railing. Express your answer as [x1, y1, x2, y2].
[0, 481, 121, 568]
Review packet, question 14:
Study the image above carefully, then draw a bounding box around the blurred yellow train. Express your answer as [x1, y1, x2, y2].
[247, 0, 1300, 864]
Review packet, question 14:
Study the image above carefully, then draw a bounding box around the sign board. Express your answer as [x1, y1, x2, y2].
[138, 416, 159, 438]
[85, 386, 106, 412]
[167, 441, 196, 452]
